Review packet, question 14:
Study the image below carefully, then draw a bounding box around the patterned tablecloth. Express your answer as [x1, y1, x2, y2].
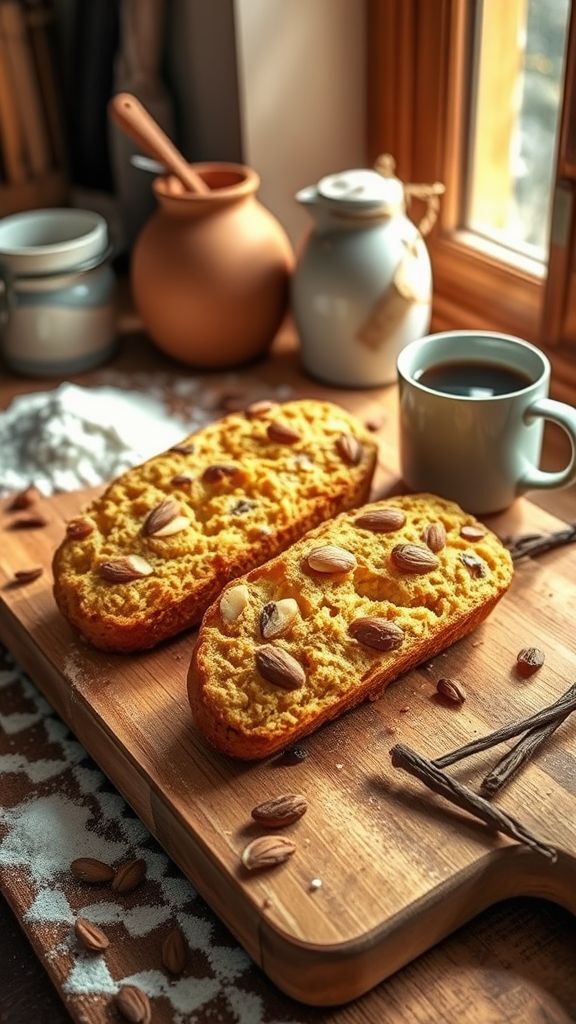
[0, 643, 317, 1024]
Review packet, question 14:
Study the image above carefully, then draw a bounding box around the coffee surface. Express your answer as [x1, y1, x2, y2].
[416, 360, 533, 397]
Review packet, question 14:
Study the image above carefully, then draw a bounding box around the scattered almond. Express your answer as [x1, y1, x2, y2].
[266, 421, 301, 444]
[436, 677, 466, 703]
[364, 414, 386, 432]
[170, 442, 195, 454]
[10, 514, 48, 529]
[391, 544, 439, 574]
[66, 518, 94, 540]
[246, 399, 277, 418]
[74, 916, 109, 953]
[241, 835, 297, 870]
[306, 545, 357, 573]
[202, 464, 240, 484]
[8, 484, 39, 510]
[460, 524, 486, 541]
[251, 793, 308, 828]
[161, 926, 187, 975]
[114, 984, 152, 1024]
[460, 551, 488, 578]
[354, 507, 406, 533]
[260, 598, 300, 639]
[112, 858, 146, 894]
[70, 857, 114, 883]
[13, 567, 43, 584]
[142, 498, 181, 537]
[255, 646, 306, 690]
[98, 556, 153, 583]
[336, 433, 363, 465]
[422, 522, 446, 552]
[220, 584, 250, 624]
[348, 617, 404, 651]
[171, 474, 193, 486]
[516, 646, 545, 677]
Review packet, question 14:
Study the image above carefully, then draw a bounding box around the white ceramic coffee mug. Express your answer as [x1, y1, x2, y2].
[397, 331, 576, 515]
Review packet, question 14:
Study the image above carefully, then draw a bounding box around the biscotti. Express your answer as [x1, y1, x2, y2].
[52, 400, 377, 652]
[188, 494, 514, 759]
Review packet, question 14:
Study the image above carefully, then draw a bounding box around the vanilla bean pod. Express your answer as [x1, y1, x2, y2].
[390, 744, 557, 861]
[507, 524, 576, 562]
[434, 688, 576, 768]
[480, 682, 576, 797]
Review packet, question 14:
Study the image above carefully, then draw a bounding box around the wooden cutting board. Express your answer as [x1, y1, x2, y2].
[1, 487, 575, 1006]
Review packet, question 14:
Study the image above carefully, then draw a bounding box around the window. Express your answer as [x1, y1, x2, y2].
[367, 0, 576, 398]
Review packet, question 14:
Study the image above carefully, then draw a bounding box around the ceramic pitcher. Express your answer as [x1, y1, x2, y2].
[292, 157, 443, 387]
[132, 163, 294, 368]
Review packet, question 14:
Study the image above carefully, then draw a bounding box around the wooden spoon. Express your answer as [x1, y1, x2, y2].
[109, 92, 209, 195]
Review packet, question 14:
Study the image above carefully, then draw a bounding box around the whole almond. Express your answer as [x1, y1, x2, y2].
[336, 433, 363, 465]
[220, 584, 250, 624]
[66, 517, 94, 540]
[255, 646, 306, 690]
[266, 421, 301, 444]
[74, 916, 110, 953]
[391, 543, 439, 574]
[70, 857, 114, 884]
[241, 835, 297, 870]
[348, 617, 405, 651]
[98, 556, 153, 583]
[436, 677, 466, 703]
[112, 858, 146, 894]
[516, 646, 545, 677]
[8, 484, 40, 510]
[114, 985, 152, 1024]
[202, 464, 240, 484]
[170, 442, 195, 454]
[260, 598, 300, 639]
[142, 498, 181, 537]
[13, 567, 43, 584]
[306, 545, 357, 573]
[422, 522, 446, 552]
[171, 474, 194, 486]
[460, 551, 488, 578]
[161, 926, 187, 975]
[460, 524, 486, 541]
[246, 399, 277, 418]
[251, 793, 308, 828]
[354, 507, 406, 533]
[152, 515, 189, 538]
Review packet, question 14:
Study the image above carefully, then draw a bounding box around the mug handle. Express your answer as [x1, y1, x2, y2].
[0, 262, 13, 327]
[519, 397, 576, 492]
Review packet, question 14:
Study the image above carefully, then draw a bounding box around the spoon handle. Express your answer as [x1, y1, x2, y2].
[109, 92, 209, 195]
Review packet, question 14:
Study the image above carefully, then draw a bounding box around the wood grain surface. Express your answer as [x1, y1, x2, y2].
[1, 481, 575, 1007]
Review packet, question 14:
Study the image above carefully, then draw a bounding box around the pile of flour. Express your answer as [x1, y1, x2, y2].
[0, 383, 196, 496]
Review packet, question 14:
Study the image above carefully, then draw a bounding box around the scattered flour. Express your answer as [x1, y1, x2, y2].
[0, 383, 187, 496]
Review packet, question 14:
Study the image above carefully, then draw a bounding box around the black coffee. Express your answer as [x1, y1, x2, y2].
[416, 360, 533, 397]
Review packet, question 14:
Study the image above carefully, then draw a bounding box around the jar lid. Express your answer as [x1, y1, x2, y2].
[0, 209, 109, 277]
[317, 169, 404, 212]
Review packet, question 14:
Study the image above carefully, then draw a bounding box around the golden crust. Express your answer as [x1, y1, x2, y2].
[52, 400, 377, 652]
[188, 494, 514, 760]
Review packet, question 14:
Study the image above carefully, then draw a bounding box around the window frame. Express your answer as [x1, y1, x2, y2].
[367, 0, 576, 393]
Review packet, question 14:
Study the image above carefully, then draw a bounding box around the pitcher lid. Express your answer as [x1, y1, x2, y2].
[316, 169, 404, 212]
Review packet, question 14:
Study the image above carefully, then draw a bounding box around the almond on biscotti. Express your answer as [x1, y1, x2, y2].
[391, 544, 439, 574]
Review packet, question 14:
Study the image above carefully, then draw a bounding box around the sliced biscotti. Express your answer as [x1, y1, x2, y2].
[52, 400, 377, 652]
[188, 494, 513, 759]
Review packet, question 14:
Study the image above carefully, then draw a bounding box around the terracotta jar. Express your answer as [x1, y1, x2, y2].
[132, 163, 293, 368]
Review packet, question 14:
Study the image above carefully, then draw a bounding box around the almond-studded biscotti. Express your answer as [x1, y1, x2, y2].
[52, 400, 377, 652]
[188, 494, 513, 759]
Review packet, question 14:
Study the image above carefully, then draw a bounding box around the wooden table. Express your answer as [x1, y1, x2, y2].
[1, 324, 576, 1024]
